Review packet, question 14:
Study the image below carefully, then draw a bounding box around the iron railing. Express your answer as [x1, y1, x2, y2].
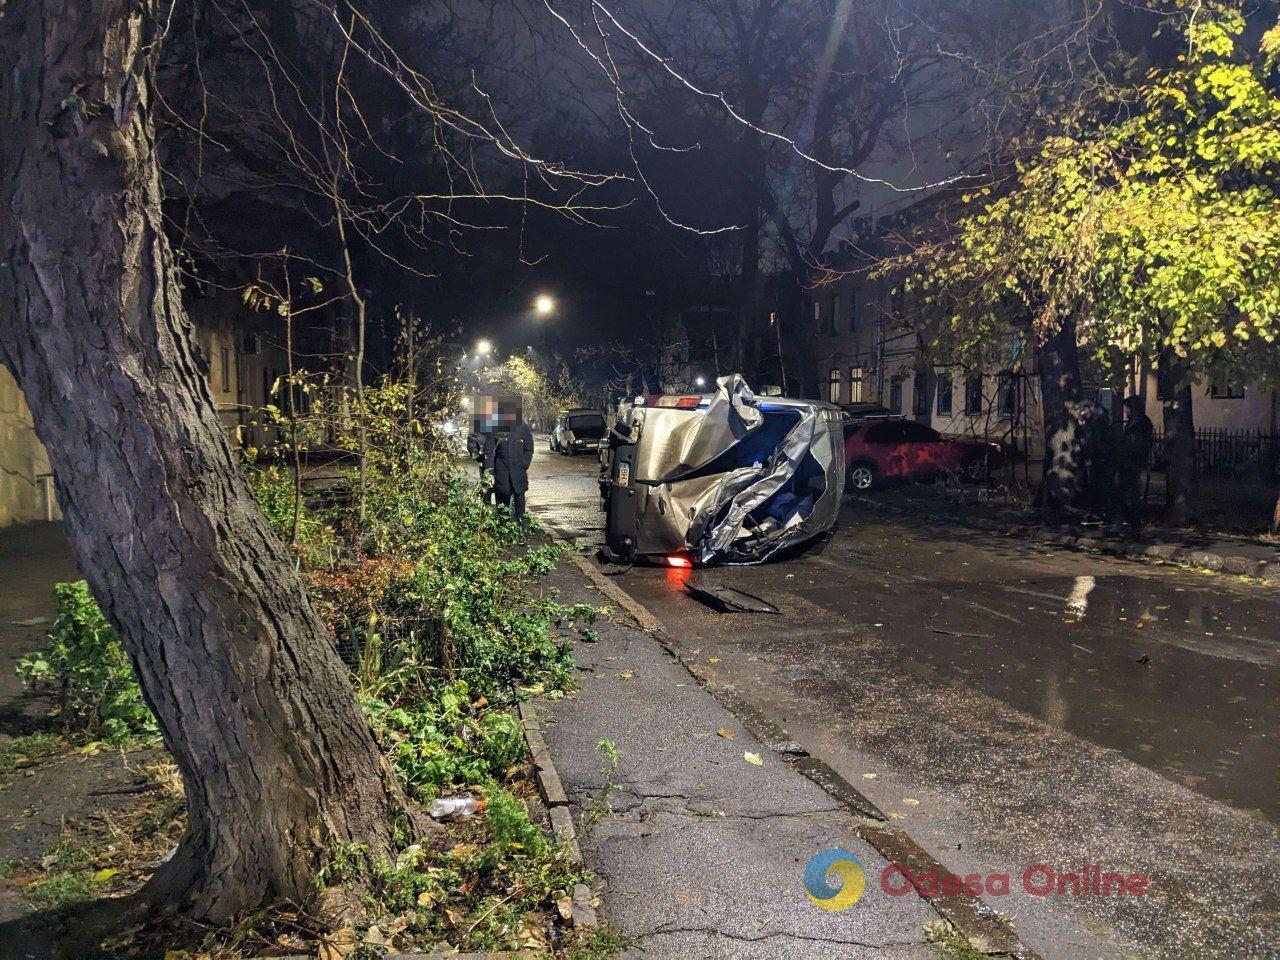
[1150, 427, 1280, 479]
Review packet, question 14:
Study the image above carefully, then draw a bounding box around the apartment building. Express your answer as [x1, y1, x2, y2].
[0, 290, 291, 528]
[808, 259, 1046, 460]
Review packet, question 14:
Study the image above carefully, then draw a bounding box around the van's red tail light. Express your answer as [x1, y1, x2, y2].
[653, 395, 704, 409]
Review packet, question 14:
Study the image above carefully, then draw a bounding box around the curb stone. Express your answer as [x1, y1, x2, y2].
[515, 695, 599, 930]
[550, 533, 1041, 960]
[300, 698, 600, 960]
[850, 494, 1280, 585]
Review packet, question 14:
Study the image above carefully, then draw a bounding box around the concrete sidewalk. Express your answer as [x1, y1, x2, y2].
[531, 555, 952, 960]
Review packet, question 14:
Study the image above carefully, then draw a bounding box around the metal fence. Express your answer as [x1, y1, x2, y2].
[1150, 427, 1280, 480]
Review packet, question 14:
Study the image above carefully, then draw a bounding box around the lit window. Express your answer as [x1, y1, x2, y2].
[849, 367, 864, 404]
[828, 368, 842, 404]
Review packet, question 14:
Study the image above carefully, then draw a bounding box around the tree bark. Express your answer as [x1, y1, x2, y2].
[1037, 317, 1085, 519]
[0, 0, 413, 922]
[1159, 350, 1198, 525]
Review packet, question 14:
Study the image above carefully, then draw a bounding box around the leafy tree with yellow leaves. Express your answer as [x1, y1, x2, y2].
[893, 3, 1280, 522]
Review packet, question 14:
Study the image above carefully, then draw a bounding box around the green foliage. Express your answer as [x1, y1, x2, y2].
[893, 3, 1280, 390]
[484, 782, 549, 858]
[16, 582, 157, 744]
[365, 682, 525, 801]
[367, 784, 578, 951]
[566, 927, 635, 960]
[25, 834, 117, 912]
[484, 354, 585, 428]
[246, 464, 339, 566]
[331, 463, 578, 698]
[588, 739, 620, 824]
[11, 354, 586, 951]
[925, 920, 988, 960]
[26, 868, 98, 913]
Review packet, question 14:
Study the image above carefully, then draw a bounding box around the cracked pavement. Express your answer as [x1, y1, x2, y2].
[528, 443, 1280, 960]
[533, 576, 942, 959]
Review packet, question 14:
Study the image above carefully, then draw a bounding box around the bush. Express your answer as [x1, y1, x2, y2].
[367, 782, 575, 950]
[312, 463, 579, 697]
[16, 582, 156, 744]
[364, 681, 525, 801]
[245, 464, 339, 567]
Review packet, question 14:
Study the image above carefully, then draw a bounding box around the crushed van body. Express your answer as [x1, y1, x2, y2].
[603, 375, 845, 565]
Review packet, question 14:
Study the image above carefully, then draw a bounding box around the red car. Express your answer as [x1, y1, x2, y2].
[842, 418, 1004, 491]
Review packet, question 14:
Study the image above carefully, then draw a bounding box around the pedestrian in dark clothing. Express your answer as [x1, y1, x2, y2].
[1080, 402, 1115, 519]
[484, 415, 535, 521]
[1116, 396, 1154, 534]
[467, 432, 492, 503]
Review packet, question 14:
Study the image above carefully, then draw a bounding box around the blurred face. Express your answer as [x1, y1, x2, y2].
[472, 395, 522, 434]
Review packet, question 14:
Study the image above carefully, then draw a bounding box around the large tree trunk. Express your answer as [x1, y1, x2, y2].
[0, 0, 413, 923]
[1037, 317, 1085, 519]
[1159, 350, 1198, 525]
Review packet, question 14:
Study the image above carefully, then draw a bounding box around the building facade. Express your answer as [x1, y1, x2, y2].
[0, 366, 59, 526]
[807, 264, 1046, 460]
[1135, 370, 1278, 434]
[0, 292, 293, 528]
[188, 290, 291, 453]
[809, 259, 1279, 476]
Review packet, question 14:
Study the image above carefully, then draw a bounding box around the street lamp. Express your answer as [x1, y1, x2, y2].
[694, 375, 707, 388]
[534, 294, 556, 316]
[475, 338, 492, 356]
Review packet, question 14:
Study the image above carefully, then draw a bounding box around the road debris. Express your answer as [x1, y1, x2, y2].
[685, 581, 781, 614]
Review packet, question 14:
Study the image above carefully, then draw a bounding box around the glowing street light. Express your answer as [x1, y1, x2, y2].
[475, 338, 493, 356]
[533, 294, 556, 316]
[694, 375, 707, 388]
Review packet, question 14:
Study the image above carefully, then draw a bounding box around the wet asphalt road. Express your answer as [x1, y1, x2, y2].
[528, 443, 1280, 960]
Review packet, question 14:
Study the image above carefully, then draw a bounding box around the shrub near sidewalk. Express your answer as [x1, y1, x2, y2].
[16, 580, 158, 745]
[13, 447, 608, 957]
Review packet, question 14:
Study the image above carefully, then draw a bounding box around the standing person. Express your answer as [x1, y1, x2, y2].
[467, 431, 492, 504]
[1080, 401, 1115, 521]
[484, 411, 535, 521]
[1116, 395, 1154, 534]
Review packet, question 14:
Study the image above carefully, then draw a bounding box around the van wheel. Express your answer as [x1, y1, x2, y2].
[846, 462, 877, 491]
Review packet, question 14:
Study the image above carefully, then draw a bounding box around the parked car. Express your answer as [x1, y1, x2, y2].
[550, 408, 607, 455]
[842, 418, 1004, 490]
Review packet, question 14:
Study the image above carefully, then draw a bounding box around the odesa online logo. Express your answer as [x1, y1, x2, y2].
[804, 848, 865, 911]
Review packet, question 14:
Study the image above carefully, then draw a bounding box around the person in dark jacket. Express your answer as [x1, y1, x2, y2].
[1080, 401, 1115, 520]
[467, 432, 492, 504]
[484, 414, 535, 520]
[1116, 395, 1154, 533]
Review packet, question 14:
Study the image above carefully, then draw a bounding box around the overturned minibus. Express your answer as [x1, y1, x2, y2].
[602, 375, 845, 566]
